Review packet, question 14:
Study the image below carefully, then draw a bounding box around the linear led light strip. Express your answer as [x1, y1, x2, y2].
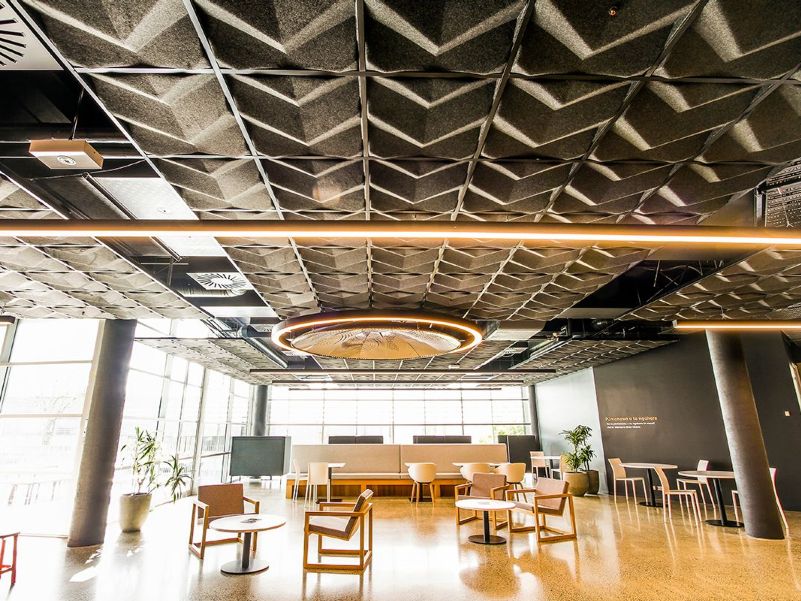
[674, 320, 801, 330]
[4, 219, 801, 247]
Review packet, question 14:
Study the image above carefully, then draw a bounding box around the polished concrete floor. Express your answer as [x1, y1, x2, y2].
[2, 482, 800, 601]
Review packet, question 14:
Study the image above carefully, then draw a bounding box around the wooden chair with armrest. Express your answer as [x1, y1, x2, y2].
[455, 472, 508, 528]
[501, 477, 577, 543]
[189, 483, 260, 559]
[303, 489, 374, 573]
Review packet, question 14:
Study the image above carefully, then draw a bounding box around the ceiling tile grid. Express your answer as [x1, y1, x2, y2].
[0, 178, 205, 319]
[7, 0, 801, 382]
[516, 339, 675, 383]
[137, 336, 282, 383]
[627, 249, 801, 321]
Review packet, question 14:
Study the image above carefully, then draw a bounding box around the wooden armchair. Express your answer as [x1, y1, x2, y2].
[303, 489, 374, 573]
[189, 483, 260, 559]
[455, 472, 508, 527]
[501, 477, 576, 543]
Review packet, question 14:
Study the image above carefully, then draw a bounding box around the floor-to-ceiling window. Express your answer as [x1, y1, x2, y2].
[0, 319, 99, 534]
[0, 318, 253, 535]
[266, 385, 530, 444]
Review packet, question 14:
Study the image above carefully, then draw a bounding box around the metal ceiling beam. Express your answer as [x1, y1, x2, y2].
[267, 379, 536, 385]
[250, 368, 555, 375]
[421, 0, 536, 306]
[539, 0, 711, 222]
[355, 0, 374, 307]
[180, 0, 321, 314]
[71, 66, 801, 87]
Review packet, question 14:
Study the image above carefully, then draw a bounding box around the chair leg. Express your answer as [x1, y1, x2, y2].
[624, 479, 629, 502]
[429, 483, 435, 502]
[410, 481, 416, 503]
[732, 490, 740, 524]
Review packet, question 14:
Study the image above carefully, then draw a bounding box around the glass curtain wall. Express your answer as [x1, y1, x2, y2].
[0, 319, 99, 534]
[267, 386, 531, 444]
[0, 318, 253, 535]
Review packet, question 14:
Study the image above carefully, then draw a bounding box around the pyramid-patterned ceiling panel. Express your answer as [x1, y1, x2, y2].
[8, 0, 801, 382]
[516, 339, 675, 384]
[137, 337, 282, 383]
[627, 249, 801, 321]
[0, 178, 204, 320]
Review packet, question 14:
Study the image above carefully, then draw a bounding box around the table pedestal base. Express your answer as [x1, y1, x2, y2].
[221, 559, 269, 575]
[705, 519, 744, 528]
[639, 501, 664, 508]
[468, 534, 506, 545]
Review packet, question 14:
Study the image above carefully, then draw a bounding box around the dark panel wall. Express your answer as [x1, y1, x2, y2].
[592, 332, 801, 510]
[593, 334, 731, 492]
[740, 333, 801, 509]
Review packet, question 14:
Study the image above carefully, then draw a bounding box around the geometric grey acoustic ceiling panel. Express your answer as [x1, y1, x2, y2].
[8, 0, 801, 382]
[136, 337, 282, 384]
[627, 249, 801, 321]
[514, 339, 676, 384]
[0, 178, 204, 319]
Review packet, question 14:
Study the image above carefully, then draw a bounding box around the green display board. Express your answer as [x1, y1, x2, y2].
[229, 436, 291, 477]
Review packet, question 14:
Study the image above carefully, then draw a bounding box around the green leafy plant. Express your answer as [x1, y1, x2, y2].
[122, 427, 159, 495]
[560, 425, 594, 472]
[577, 444, 596, 471]
[163, 454, 191, 503]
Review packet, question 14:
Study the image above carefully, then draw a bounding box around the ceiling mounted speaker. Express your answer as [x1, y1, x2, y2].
[271, 311, 483, 360]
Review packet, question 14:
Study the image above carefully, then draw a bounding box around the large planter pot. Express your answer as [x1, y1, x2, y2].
[585, 469, 600, 495]
[564, 472, 589, 497]
[120, 493, 152, 532]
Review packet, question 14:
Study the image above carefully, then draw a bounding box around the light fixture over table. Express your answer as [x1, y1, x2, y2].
[271, 311, 483, 360]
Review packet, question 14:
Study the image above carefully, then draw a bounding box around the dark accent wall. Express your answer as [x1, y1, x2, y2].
[592, 332, 801, 510]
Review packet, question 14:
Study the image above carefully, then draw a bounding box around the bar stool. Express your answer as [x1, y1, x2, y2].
[304, 462, 330, 507]
[732, 467, 788, 531]
[677, 459, 715, 517]
[408, 462, 437, 503]
[0, 531, 18, 586]
[290, 459, 308, 502]
[530, 451, 551, 479]
[459, 463, 492, 483]
[608, 457, 646, 502]
[495, 463, 527, 491]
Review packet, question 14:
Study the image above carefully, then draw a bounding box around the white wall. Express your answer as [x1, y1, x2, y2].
[535, 368, 607, 494]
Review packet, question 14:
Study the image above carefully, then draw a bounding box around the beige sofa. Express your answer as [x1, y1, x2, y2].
[286, 443, 508, 498]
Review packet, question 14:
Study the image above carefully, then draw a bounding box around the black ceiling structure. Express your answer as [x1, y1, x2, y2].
[2, 0, 801, 387]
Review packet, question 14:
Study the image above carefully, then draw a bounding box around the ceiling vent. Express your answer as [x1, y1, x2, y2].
[188, 272, 253, 292]
[0, 3, 60, 69]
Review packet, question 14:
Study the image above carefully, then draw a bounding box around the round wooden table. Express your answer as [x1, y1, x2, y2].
[678, 470, 743, 528]
[621, 463, 678, 507]
[455, 499, 515, 545]
[209, 514, 286, 574]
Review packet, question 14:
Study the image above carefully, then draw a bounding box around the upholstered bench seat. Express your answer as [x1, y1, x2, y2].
[287, 443, 508, 498]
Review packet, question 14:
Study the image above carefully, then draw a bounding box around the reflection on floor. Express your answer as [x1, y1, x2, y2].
[2, 481, 800, 601]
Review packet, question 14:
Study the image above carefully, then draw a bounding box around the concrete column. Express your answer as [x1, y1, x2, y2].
[527, 385, 541, 450]
[706, 331, 784, 539]
[251, 384, 269, 436]
[68, 319, 137, 547]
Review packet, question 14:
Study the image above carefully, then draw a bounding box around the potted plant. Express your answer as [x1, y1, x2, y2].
[579, 442, 600, 495]
[560, 425, 592, 497]
[119, 427, 159, 532]
[164, 454, 191, 503]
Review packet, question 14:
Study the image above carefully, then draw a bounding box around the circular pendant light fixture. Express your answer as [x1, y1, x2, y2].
[271, 311, 483, 360]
